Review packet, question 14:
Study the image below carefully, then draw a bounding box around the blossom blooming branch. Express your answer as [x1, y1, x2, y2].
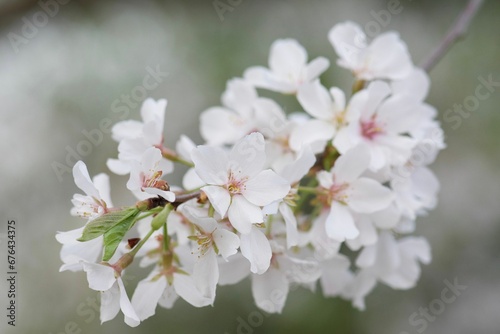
[55, 12, 476, 325]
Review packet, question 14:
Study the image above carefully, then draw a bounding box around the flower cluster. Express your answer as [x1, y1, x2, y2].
[57, 21, 445, 326]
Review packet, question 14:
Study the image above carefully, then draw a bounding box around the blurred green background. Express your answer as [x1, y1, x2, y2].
[1, 0, 499, 333]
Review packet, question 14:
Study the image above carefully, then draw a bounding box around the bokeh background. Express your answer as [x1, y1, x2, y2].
[1, 0, 499, 333]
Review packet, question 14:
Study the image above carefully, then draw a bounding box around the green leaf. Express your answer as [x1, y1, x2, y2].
[78, 208, 139, 242]
[102, 213, 139, 261]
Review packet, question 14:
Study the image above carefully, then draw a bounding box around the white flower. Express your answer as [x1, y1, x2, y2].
[355, 232, 431, 290]
[81, 262, 140, 327]
[289, 80, 346, 153]
[56, 227, 103, 272]
[200, 78, 288, 146]
[107, 98, 171, 175]
[333, 81, 423, 171]
[70, 161, 112, 220]
[328, 21, 413, 80]
[244, 39, 329, 94]
[180, 204, 240, 300]
[191, 132, 290, 234]
[127, 147, 175, 201]
[317, 145, 394, 241]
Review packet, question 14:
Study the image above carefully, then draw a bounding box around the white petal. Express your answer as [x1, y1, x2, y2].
[332, 144, 370, 183]
[317, 170, 334, 189]
[131, 274, 167, 321]
[140, 98, 166, 125]
[328, 21, 366, 70]
[243, 170, 290, 206]
[240, 227, 272, 274]
[228, 132, 266, 178]
[392, 68, 430, 102]
[191, 145, 229, 185]
[222, 78, 258, 116]
[158, 284, 178, 309]
[193, 249, 218, 302]
[289, 119, 335, 152]
[173, 273, 213, 308]
[325, 202, 359, 241]
[218, 253, 251, 285]
[182, 168, 206, 191]
[297, 80, 334, 120]
[213, 229, 240, 260]
[305, 57, 330, 81]
[100, 282, 121, 323]
[279, 146, 316, 184]
[73, 161, 99, 198]
[117, 278, 140, 327]
[82, 262, 116, 291]
[106, 158, 131, 175]
[269, 39, 307, 79]
[320, 255, 352, 296]
[144, 188, 176, 202]
[251, 268, 288, 313]
[244, 66, 294, 93]
[111, 120, 143, 142]
[227, 195, 263, 234]
[366, 32, 413, 80]
[92, 173, 113, 207]
[348, 178, 393, 213]
[200, 107, 250, 145]
[280, 255, 321, 284]
[279, 203, 299, 249]
[202, 186, 231, 217]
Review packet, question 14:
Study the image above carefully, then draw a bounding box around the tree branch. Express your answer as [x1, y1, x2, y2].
[420, 0, 484, 72]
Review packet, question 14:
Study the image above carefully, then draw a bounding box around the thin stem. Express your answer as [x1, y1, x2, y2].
[420, 0, 484, 72]
[129, 228, 155, 257]
[298, 186, 319, 194]
[163, 222, 169, 252]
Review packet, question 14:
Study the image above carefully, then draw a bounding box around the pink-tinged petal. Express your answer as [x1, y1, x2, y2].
[202, 186, 231, 217]
[328, 21, 366, 69]
[73, 161, 99, 198]
[332, 145, 370, 183]
[269, 39, 307, 79]
[348, 178, 393, 213]
[229, 132, 266, 178]
[82, 262, 116, 291]
[325, 202, 359, 241]
[111, 120, 143, 142]
[251, 268, 288, 313]
[200, 107, 250, 145]
[279, 203, 299, 248]
[227, 195, 263, 234]
[279, 146, 316, 184]
[100, 282, 121, 323]
[317, 170, 335, 190]
[320, 255, 352, 296]
[131, 274, 167, 321]
[218, 253, 251, 285]
[367, 32, 413, 80]
[392, 68, 430, 102]
[193, 248, 218, 301]
[213, 229, 240, 260]
[191, 145, 230, 185]
[297, 80, 334, 120]
[140, 98, 167, 125]
[243, 170, 290, 206]
[144, 188, 176, 202]
[117, 278, 140, 327]
[240, 227, 272, 274]
[289, 119, 335, 152]
[305, 57, 330, 81]
[106, 158, 131, 175]
[173, 273, 213, 308]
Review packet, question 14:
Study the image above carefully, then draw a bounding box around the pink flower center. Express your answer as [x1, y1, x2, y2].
[361, 118, 384, 140]
[329, 183, 349, 204]
[226, 171, 247, 195]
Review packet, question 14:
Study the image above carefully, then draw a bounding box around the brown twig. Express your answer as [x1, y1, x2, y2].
[421, 0, 484, 72]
